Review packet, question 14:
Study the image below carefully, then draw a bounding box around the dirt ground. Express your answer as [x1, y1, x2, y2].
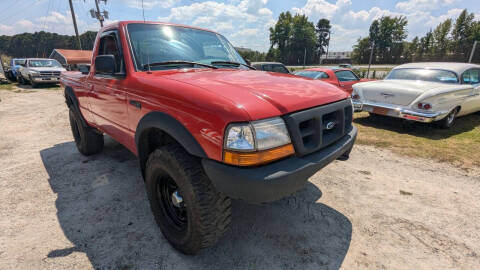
[1, 88, 479, 269]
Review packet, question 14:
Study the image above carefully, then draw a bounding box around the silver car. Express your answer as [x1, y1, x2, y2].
[18, 58, 66, 87]
[352, 62, 480, 128]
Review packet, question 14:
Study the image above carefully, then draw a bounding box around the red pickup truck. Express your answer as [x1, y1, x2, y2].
[294, 67, 372, 94]
[61, 21, 357, 254]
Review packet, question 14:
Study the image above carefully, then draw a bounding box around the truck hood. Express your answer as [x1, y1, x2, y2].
[355, 79, 469, 106]
[160, 69, 348, 119]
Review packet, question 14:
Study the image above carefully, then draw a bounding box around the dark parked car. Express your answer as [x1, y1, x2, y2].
[251, 62, 290, 74]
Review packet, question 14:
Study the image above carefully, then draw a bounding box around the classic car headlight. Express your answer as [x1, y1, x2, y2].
[224, 117, 294, 166]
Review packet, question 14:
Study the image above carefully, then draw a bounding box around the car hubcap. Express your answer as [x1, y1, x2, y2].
[157, 175, 187, 231]
[447, 111, 455, 125]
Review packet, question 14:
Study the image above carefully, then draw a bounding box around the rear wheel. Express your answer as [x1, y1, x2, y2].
[436, 108, 458, 129]
[69, 108, 104, 155]
[145, 144, 231, 255]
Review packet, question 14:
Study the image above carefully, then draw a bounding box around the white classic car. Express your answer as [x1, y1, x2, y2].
[18, 58, 66, 88]
[352, 62, 480, 128]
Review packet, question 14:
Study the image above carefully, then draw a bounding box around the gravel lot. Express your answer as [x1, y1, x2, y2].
[1, 88, 479, 269]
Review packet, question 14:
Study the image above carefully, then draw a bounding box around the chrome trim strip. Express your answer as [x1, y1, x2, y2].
[353, 100, 449, 123]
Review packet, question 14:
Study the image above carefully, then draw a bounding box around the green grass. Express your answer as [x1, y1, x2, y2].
[353, 112, 480, 169]
[0, 83, 14, 90]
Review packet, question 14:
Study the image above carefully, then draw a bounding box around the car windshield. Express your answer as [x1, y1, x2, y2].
[294, 70, 326, 79]
[14, 60, 25, 66]
[127, 23, 247, 70]
[28, 59, 62, 68]
[385, 68, 459, 84]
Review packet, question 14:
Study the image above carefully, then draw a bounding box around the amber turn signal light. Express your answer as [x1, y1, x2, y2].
[223, 144, 295, 166]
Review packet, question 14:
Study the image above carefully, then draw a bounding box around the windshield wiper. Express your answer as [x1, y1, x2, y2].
[142, 61, 217, 70]
[210, 61, 255, 70]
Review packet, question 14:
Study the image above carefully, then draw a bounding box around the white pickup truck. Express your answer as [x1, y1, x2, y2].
[18, 58, 66, 88]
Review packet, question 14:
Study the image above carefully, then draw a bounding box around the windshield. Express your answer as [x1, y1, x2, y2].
[127, 23, 247, 71]
[28, 59, 62, 68]
[294, 70, 327, 79]
[14, 59, 25, 66]
[385, 68, 458, 84]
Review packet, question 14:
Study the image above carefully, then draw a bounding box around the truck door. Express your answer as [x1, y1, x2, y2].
[87, 30, 130, 144]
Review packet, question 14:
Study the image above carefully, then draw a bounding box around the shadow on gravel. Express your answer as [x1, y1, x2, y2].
[354, 112, 480, 140]
[40, 137, 352, 269]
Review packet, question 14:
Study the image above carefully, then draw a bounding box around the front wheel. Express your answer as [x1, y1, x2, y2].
[436, 108, 458, 129]
[17, 75, 25, 85]
[29, 76, 38, 88]
[145, 144, 231, 255]
[69, 108, 104, 155]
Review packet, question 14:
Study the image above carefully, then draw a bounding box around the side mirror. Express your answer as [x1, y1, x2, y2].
[245, 59, 251, 66]
[95, 55, 116, 75]
[78, 65, 90, 75]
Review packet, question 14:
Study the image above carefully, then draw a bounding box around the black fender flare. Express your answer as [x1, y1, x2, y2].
[135, 111, 207, 175]
[64, 86, 87, 127]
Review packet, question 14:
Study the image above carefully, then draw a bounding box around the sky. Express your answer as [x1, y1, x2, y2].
[0, 0, 479, 52]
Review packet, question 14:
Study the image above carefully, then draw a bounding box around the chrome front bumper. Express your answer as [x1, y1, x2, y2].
[352, 100, 448, 123]
[31, 76, 60, 83]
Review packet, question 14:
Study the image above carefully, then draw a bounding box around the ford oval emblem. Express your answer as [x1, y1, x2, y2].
[326, 121, 336, 130]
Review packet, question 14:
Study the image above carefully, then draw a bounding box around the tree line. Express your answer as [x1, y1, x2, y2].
[1, 9, 479, 65]
[0, 31, 97, 60]
[352, 9, 480, 64]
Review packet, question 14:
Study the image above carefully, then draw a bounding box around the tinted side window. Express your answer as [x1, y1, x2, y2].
[271, 65, 289, 73]
[97, 32, 124, 74]
[462, 69, 480, 84]
[262, 65, 273, 71]
[335, 70, 358, 81]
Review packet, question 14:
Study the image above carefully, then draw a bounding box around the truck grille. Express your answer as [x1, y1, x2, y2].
[39, 71, 61, 77]
[283, 99, 353, 156]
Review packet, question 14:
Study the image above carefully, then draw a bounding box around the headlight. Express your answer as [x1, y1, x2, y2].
[29, 70, 39, 75]
[223, 117, 294, 166]
[225, 124, 255, 151]
[252, 117, 291, 150]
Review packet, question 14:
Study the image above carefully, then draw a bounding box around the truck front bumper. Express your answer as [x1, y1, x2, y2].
[202, 126, 357, 204]
[353, 100, 448, 123]
[31, 76, 61, 84]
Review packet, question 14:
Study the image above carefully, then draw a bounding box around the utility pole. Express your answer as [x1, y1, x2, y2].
[68, 0, 82, 50]
[469, 40, 478, 63]
[90, 0, 108, 28]
[303, 48, 307, 69]
[367, 40, 375, 78]
[95, 0, 103, 27]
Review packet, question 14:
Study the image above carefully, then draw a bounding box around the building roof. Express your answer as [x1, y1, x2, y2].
[394, 62, 480, 75]
[51, 49, 92, 65]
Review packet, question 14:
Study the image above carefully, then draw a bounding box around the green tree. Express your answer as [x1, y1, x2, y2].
[351, 37, 371, 64]
[289, 14, 316, 64]
[432, 19, 452, 60]
[452, 9, 475, 61]
[369, 16, 408, 64]
[269, 12, 317, 65]
[269, 11, 294, 63]
[315, 18, 331, 60]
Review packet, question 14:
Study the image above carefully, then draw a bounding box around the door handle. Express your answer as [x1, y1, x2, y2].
[129, 100, 141, 109]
